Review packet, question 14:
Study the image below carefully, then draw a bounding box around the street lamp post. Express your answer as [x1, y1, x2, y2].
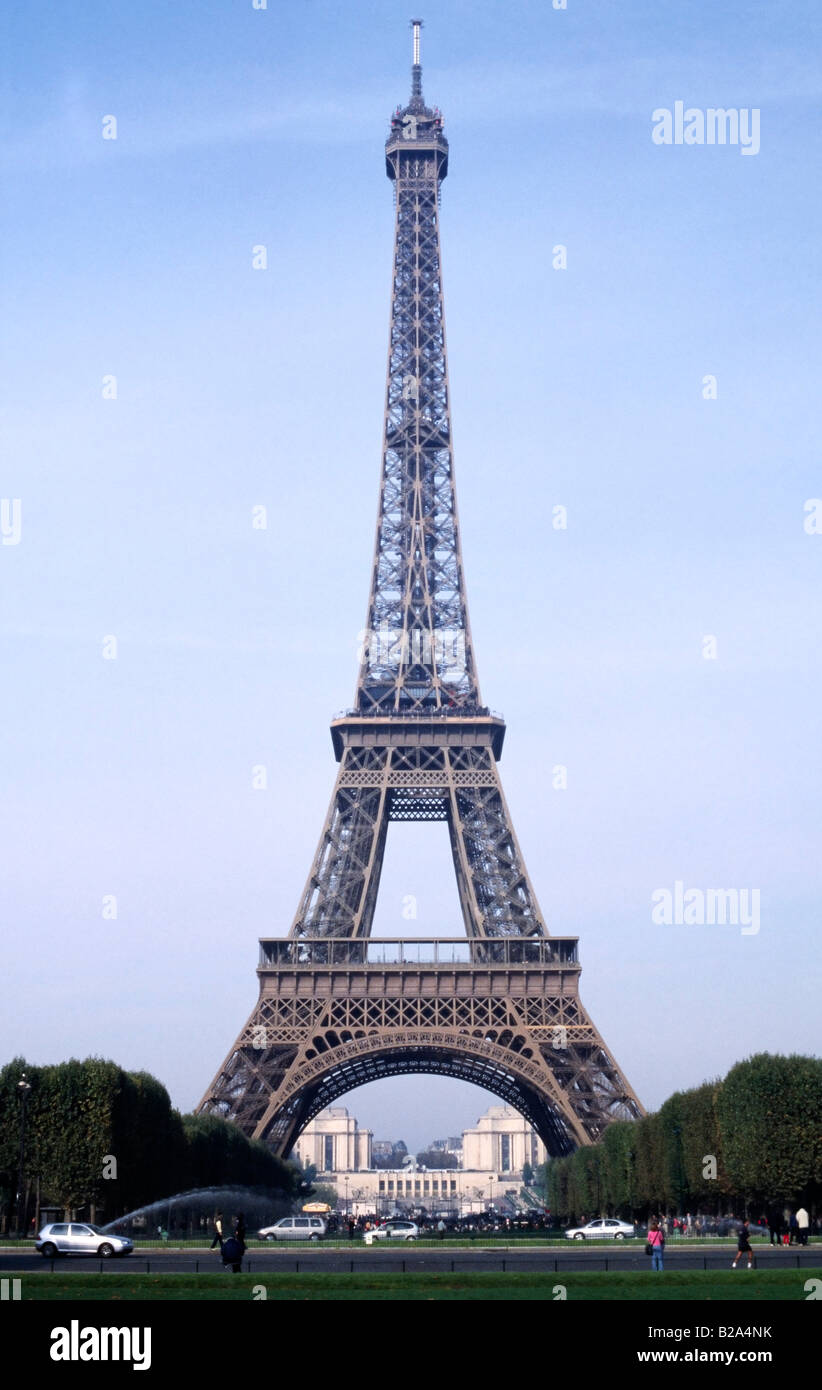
[15, 1073, 32, 1239]
[672, 1124, 686, 1219]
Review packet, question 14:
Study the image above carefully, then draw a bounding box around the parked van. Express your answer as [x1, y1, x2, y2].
[258, 1217, 326, 1241]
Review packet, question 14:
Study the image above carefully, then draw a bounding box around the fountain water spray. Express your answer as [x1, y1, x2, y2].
[100, 1186, 292, 1237]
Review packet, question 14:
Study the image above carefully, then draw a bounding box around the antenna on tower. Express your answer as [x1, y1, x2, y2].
[411, 17, 423, 99]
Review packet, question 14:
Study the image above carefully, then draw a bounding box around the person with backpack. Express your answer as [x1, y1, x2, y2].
[647, 1220, 665, 1271]
[219, 1213, 247, 1274]
[219, 1232, 244, 1273]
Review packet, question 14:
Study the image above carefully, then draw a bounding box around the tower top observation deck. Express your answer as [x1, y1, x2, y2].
[386, 17, 448, 179]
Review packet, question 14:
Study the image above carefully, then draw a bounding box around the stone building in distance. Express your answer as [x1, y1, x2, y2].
[293, 1106, 373, 1174]
[292, 1103, 547, 1217]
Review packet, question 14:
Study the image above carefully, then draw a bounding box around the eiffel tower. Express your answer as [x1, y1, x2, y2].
[198, 21, 644, 1157]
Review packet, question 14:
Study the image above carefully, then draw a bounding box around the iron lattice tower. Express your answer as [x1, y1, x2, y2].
[198, 22, 644, 1157]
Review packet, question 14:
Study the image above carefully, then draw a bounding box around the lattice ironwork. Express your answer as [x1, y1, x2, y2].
[201, 964, 641, 1158]
[198, 25, 644, 1159]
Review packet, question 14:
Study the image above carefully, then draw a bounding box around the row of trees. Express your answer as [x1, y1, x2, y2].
[540, 1053, 822, 1223]
[0, 1057, 298, 1230]
[415, 1149, 459, 1169]
[372, 1141, 409, 1170]
[374, 1144, 459, 1170]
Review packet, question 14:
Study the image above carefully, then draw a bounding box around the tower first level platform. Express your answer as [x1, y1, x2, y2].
[203, 936, 642, 1160]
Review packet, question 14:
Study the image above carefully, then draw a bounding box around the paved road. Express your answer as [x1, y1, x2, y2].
[2, 1246, 819, 1275]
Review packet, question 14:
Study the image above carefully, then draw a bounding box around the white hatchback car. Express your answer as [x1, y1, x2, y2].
[564, 1218, 635, 1241]
[36, 1223, 133, 1258]
[258, 1216, 326, 1241]
[363, 1220, 419, 1245]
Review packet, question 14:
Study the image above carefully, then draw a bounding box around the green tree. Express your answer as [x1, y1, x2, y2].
[296, 1160, 318, 1195]
[600, 1120, 637, 1217]
[1, 1056, 298, 1226]
[566, 1145, 602, 1220]
[717, 1053, 822, 1207]
[533, 1160, 551, 1206]
[32, 1060, 106, 1215]
[635, 1111, 665, 1216]
[180, 1112, 295, 1196]
[416, 1149, 458, 1169]
[679, 1080, 727, 1210]
[546, 1157, 573, 1223]
[303, 1184, 337, 1209]
[658, 1092, 687, 1212]
[0, 1058, 43, 1231]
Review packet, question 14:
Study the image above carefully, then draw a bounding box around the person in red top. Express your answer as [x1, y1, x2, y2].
[647, 1219, 665, 1271]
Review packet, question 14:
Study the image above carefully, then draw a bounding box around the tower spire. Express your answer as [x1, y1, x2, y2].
[411, 17, 423, 100]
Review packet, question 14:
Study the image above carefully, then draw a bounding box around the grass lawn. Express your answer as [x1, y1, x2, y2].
[17, 1270, 820, 1301]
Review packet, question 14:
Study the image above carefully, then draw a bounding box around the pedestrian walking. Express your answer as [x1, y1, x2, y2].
[220, 1234, 244, 1274]
[209, 1211, 224, 1250]
[732, 1220, 754, 1269]
[647, 1220, 665, 1272]
[796, 1207, 809, 1247]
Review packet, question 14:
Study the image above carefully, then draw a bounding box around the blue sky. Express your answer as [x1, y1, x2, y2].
[2, 0, 820, 1152]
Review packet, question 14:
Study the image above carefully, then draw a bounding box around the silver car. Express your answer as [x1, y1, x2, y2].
[364, 1220, 419, 1245]
[564, 1218, 636, 1241]
[36, 1223, 133, 1258]
[258, 1216, 326, 1241]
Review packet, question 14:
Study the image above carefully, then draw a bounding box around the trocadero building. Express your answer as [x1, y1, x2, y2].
[293, 1104, 547, 1216]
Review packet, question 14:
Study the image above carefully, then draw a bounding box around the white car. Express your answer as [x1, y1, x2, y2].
[36, 1223, 133, 1258]
[363, 1220, 419, 1245]
[258, 1216, 326, 1241]
[564, 1218, 635, 1241]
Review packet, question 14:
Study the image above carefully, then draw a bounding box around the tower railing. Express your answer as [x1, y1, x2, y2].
[258, 937, 580, 968]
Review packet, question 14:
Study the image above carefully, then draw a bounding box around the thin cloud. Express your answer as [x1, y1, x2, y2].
[5, 45, 819, 174]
